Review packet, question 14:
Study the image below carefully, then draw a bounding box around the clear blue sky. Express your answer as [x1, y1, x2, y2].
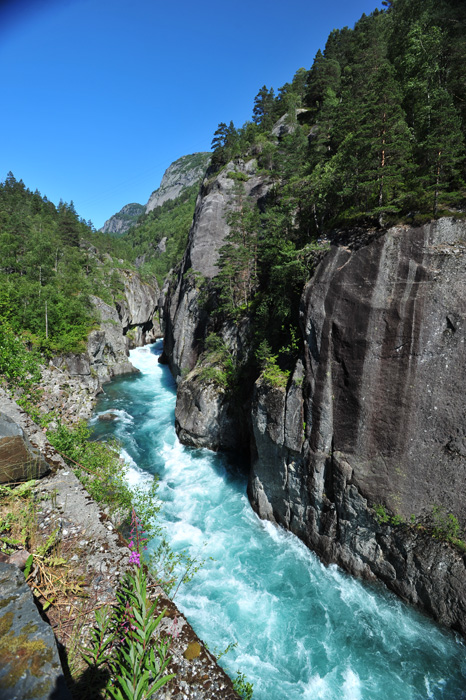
[1, 0, 382, 229]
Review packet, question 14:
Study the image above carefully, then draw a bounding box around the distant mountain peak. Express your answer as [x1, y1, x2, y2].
[100, 152, 210, 236]
[100, 202, 145, 236]
[145, 152, 210, 214]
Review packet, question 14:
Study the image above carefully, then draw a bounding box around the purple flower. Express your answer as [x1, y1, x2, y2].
[128, 551, 140, 567]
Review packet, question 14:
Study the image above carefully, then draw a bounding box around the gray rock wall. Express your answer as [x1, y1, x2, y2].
[162, 159, 269, 383]
[248, 218, 466, 635]
[145, 153, 211, 213]
[0, 412, 49, 483]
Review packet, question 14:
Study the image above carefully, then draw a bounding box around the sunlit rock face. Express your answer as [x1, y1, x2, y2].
[161, 159, 269, 381]
[249, 217, 466, 634]
[145, 153, 211, 213]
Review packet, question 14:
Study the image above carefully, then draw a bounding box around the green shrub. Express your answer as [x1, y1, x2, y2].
[0, 319, 42, 387]
[198, 332, 236, 390]
[227, 171, 249, 182]
[47, 421, 133, 515]
[431, 505, 462, 542]
[233, 671, 254, 700]
[262, 356, 290, 389]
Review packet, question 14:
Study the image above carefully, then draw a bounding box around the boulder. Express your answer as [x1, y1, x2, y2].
[0, 561, 70, 699]
[0, 413, 49, 483]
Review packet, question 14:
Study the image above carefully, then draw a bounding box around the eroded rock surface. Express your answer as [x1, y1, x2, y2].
[162, 159, 269, 385]
[0, 412, 49, 483]
[0, 561, 70, 700]
[175, 367, 238, 451]
[249, 218, 466, 634]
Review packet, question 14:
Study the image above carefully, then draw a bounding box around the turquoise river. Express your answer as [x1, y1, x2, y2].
[91, 342, 466, 700]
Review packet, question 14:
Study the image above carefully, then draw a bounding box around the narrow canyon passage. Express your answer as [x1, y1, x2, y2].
[91, 341, 466, 700]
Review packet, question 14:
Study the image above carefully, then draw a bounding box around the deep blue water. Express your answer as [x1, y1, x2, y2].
[91, 342, 466, 700]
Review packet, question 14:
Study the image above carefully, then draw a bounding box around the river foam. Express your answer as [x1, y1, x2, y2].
[91, 341, 466, 700]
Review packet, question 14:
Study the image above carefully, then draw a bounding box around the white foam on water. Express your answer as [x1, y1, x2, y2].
[169, 520, 204, 547]
[90, 408, 135, 426]
[342, 668, 362, 700]
[92, 343, 466, 700]
[120, 448, 153, 489]
[300, 672, 332, 700]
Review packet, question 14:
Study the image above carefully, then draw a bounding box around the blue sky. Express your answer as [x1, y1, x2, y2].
[1, 0, 382, 229]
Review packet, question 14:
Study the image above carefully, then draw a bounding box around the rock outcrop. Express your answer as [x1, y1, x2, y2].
[0, 561, 71, 700]
[248, 217, 466, 635]
[100, 202, 145, 236]
[161, 159, 269, 450]
[145, 153, 211, 214]
[0, 412, 49, 483]
[162, 159, 269, 382]
[52, 270, 161, 387]
[115, 270, 161, 346]
[175, 366, 238, 451]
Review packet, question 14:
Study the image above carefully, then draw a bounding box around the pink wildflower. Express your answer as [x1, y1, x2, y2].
[128, 550, 140, 567]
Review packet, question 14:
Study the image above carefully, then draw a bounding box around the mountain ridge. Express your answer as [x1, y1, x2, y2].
[100, 152, 210, 236]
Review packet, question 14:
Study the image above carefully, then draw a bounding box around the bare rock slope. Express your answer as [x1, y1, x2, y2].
[249, 217, 466, 634]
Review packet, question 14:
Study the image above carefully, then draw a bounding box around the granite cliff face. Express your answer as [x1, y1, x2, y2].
[248, 217, 466, 634]
[161, 159, 269, 450]
[161, 159, 268, 380]
[163, 187, 466, 633]
[145, 153, 211, 214]
[100, 203, 145, 236]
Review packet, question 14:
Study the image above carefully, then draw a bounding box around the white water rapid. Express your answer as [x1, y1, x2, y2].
[90, 342, 466, 700]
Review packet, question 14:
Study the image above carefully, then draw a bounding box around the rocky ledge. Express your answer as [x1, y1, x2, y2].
[0, 389, 240, 699]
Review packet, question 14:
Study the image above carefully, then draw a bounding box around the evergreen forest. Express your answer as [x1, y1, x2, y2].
[202, 0, 466, 374]
[1, 0, 465, 362]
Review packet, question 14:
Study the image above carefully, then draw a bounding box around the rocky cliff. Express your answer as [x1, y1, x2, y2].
[100, 203, 145, 236]
[161, 159, 268, 379]
[49, 268, 161, 405]
[162, 172, 466, 635]
[249, 217, 466, 634]
[161, 159, 269, 450]
[145, 153, 211, 214]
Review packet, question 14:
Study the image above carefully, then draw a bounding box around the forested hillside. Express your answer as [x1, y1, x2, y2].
[0, 173, 134, 354]
[0, 152, 209, 354]
[1, 0, 464, 366]
[202, 0, 466, 376]
[122, 182, 203, 284]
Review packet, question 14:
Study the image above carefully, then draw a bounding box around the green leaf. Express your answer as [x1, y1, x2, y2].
[23, 554, 33, 579]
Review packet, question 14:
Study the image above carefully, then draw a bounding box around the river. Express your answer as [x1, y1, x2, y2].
[90, 342, 466, 700]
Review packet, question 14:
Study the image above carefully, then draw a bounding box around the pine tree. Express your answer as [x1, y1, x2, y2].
[419, 88, 465, 214]
[252, 86, 276, 131]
